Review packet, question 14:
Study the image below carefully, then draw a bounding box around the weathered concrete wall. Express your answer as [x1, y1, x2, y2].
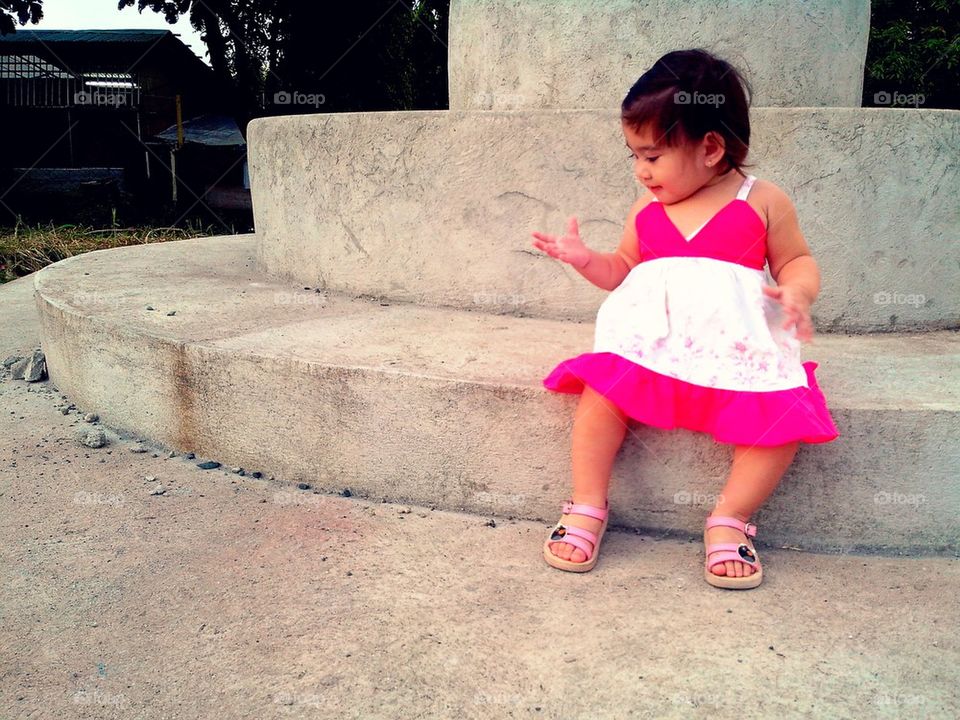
[448, 0, 870, 109]
[248, 108, 960, 332]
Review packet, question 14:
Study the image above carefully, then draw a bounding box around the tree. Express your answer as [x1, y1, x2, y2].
[864, 0, 960, 108]
[0, 0, 43, 35]
[121, 0, 450, 120]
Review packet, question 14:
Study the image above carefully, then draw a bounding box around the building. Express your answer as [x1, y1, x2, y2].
[0, 29, 248, 227]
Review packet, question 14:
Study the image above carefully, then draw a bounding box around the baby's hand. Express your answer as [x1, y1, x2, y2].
[530, 217, 591, 269]
[763, 283, 815, 343]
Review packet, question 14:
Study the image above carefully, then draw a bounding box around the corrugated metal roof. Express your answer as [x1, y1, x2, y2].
[0, 29, 172, 44]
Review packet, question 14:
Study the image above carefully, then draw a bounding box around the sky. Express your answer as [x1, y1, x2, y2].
[28, 0, 209, 65]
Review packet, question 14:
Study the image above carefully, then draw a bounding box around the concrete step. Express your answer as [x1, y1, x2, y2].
[248, 107, 960, 332]
[33, 234, 960, 554]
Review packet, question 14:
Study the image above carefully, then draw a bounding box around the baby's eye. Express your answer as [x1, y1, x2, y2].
[645, 156, 660, 163]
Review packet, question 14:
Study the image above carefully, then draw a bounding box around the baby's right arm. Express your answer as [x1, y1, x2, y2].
[530, 193, 653, 292]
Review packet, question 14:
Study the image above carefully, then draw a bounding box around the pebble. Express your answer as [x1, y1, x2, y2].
[150, 485, 166, 496]
[341, 488, 352, 497]
[146, 305, 155, 311]
[76, 427, 107, 448]
[485, 519, 497, 528]
[166, 310, 176, 316]
[297, 482, 311, 490]
[83, 412, 99, 423]
[197, 460, 221, 470]
[10, 350, 47, 382]
[167, 450, 177, 458]
[251, 471, 262, 479]
[185, 452, 196, 459]
[145, 475, 156, 482]
[130, 445, 148, 454]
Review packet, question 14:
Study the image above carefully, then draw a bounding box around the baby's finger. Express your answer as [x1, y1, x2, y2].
[567, 216, 580, 238]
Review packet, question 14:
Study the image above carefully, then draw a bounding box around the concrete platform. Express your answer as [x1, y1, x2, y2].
[32, 235, 960, 554]
[448, 0, 869, 109]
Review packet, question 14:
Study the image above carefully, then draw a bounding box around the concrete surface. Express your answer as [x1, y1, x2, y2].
[3, 270, 960, 720]
[30, 236, 960, 553]
[448, 0, 869, 109]
[248, 108, 960, 332]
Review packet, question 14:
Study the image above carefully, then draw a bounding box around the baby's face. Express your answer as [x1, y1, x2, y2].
[622, 120, 718, 204]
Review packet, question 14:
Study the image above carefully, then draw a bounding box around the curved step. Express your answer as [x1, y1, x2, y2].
[34, 235, 960, 553]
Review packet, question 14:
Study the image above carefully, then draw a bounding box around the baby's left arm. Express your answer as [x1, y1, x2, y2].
[758, 182, 821, 343]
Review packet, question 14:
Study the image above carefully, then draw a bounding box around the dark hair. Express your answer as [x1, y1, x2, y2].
[621, 48, 753, 173]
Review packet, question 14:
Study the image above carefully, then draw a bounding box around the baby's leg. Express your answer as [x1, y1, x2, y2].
[707, 441, 800, 577]
[548, 384, 630, 563]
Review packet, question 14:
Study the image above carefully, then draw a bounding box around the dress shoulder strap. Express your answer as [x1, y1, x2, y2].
[736, 174, 757, 201]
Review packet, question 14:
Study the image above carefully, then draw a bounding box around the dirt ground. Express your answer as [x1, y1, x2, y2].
[1, 273, 958, 720]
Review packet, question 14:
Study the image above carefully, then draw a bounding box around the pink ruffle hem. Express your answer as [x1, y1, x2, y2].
[543, 352, 840, 447]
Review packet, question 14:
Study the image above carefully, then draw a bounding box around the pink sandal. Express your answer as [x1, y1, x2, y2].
[543, 500, 609, 572]
[703, 515, 764, 589]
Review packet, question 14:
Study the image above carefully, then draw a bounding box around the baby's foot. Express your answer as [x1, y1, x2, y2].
[705, 513, 757, 578]
[547, 504, 605, 564]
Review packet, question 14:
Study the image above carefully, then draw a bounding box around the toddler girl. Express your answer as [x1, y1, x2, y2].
[530, 48, 840, 589]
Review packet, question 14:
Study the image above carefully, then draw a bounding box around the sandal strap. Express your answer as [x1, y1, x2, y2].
[705, 515, 757, 537]
[550, 526, 595, 559]
[707, 549, 759, 569]
[562, 525, 598, 545]
[561, 500, 608, 521]
[706, 540, 760, 570]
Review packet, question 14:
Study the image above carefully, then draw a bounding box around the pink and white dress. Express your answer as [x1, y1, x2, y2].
[543, 174, 840, 447]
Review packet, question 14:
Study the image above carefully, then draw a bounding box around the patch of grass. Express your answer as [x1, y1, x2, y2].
[0, 219, 214, 284]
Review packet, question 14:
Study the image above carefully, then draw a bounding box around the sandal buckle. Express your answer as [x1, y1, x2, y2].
[743, 522, 757, 537]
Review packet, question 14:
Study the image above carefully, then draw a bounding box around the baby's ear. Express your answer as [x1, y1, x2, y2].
[702, 131, 727, 162]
